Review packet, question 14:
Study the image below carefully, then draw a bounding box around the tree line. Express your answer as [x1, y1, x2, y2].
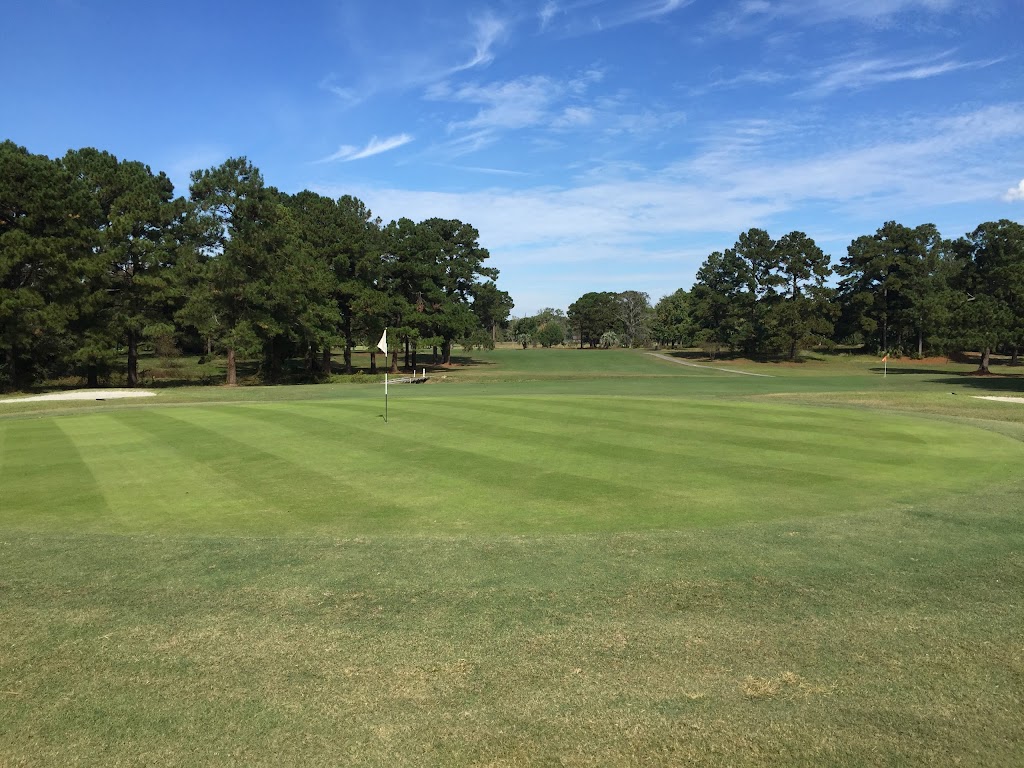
[0, 141, 513, 390]
[512, 222, 1024, 374]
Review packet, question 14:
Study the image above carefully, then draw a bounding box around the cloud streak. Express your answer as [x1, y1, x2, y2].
[317, 134, 414, 162]
[800, 51, 1004, 97]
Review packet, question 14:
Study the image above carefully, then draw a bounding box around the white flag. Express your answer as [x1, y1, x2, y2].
[377, 329, 388, 356]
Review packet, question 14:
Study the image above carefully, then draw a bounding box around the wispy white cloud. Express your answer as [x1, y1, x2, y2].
[546, 0, 695, 35]
[450, 12, 508, 73]
[445, 76, 562, 133]
[799, 50, 1004, 97]
[435, 163, 532, 177]
[1005, 179, 1024, 202]
[317, 134, 414, 163]
[710, 0, 964, 37]
[309, 103, 1024, 312]
[318, 76, 362, 106]
[732, 0, 960, 25]
[688, 69, 789, 96]
[427, 68, 682, 155]
[318, 11, 510, 106]
[538, 1, 559, 31]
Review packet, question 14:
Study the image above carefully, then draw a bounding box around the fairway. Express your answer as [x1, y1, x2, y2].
[2, 350, 1024, 766]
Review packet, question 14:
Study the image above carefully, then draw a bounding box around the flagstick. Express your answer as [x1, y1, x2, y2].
[377, 327, 389, 423]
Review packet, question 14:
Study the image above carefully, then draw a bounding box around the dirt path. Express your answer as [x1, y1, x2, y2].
[647, 353, 774, 377]
[0, 389, 156, 404]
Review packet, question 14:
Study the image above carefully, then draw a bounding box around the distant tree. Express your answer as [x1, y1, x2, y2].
[901, 225, 957, 357]
[471, 280, 514, 343]
[510, 315, 538, 348]
[732, 228, 778, 355]
[949, 220, 1024, 373]
[769, 231, 835, 360]
[689, 250, 752, 358]
[61, 148, 182, 386]
[183, 157, 280, 385]
[836, 221, 950, 355]
[535, 321, 565, 347]
[617, 290, 652, 347]
[0, 141, 97, 389]
[568, 292, 620, 348]
[418, 218, 498, 365]
[651, 289, 691, 348]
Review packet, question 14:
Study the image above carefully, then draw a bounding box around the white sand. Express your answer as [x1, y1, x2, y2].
[0, 389, 156, 404]
[972, 396, 1024, 404]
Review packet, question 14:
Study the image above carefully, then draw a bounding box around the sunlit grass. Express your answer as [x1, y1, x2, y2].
[2, 350, 1023, 765]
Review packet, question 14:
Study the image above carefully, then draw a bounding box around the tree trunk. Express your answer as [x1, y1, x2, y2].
[432, 346, 439, 364]
[369, 350, 377, 374]
[343, 315, 353, 374]
[321, 347, 332, 375]
[127, 331, 138, 387]
[87, 366, 99, 388]
[882, 289, 888, 352]
[389, 349, 399, 374]
[411, 345, 418, 370]
[1011, 347, 1020, 366]
[918, 328, 923, 357]
[404, 337, 411, 369]
[206, 336, 212, 356]
[442, 340, 452, 365]
[226, 348, 237, 386]
[978, 347, 991, 374]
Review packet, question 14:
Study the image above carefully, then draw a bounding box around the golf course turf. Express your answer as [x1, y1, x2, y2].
[2, 349, 1023, 765]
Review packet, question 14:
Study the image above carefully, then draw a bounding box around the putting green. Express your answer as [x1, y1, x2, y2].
[2, 392, 1018, 535]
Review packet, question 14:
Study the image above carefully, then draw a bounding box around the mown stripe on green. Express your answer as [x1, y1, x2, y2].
[106, 409, 408, 531]
[216, 403, 641, 529]
[0, 418, 108, 524]
[393, 398, 847, 487]
[411, 397, 924, 472]
[463, 394, 930, 445]
[292, 401, 849, 527]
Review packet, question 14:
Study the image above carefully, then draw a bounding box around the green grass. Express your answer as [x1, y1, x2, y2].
[2, 349, 1024, 765]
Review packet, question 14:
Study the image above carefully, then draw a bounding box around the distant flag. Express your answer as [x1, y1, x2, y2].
[882, 352, 888, 377]
[378, 329, 389, 422]
[881, 353, 888, 362]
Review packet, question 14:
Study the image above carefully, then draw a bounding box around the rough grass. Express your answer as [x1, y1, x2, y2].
[2, 349, 1023, 766]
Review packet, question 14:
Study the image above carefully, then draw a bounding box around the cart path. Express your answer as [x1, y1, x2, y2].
[647, 353, 774, 377]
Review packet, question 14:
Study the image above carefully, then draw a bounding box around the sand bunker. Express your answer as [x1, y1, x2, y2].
[972, 396, 1024, 404]
[0, 389, 156, 404]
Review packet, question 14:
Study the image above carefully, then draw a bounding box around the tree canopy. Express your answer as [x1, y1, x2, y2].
[0, 142, 511, 390]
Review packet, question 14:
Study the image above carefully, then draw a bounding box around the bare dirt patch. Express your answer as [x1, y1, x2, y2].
[0, 389, 156, 404]
[972, 396, 1024, 404]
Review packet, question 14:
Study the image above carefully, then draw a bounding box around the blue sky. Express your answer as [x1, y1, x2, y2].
[3, 0, 1023, 315]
